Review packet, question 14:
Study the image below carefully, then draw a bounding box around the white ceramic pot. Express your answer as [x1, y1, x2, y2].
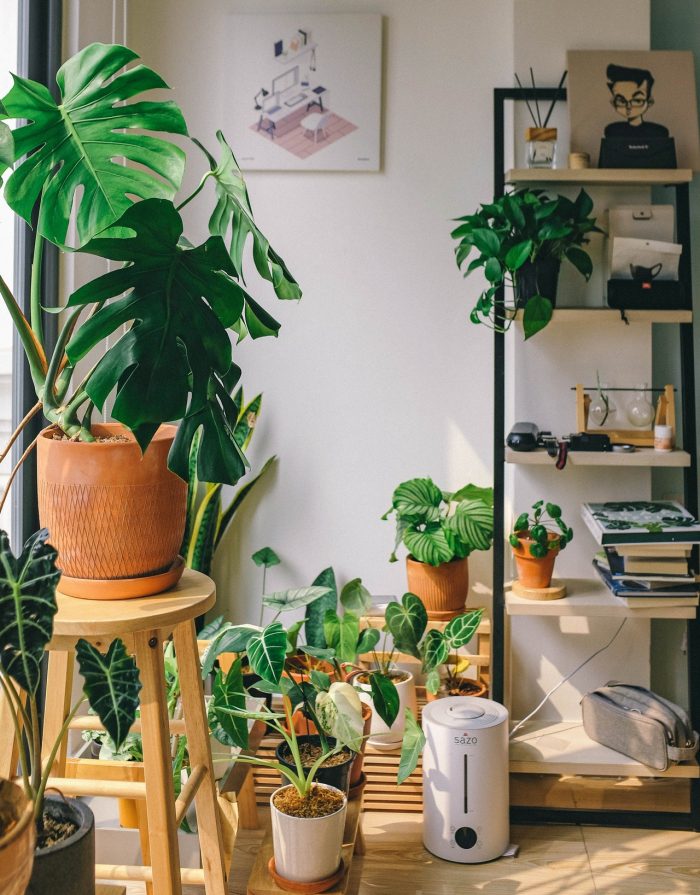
[270, 783, 347, 883]
[359, 670, 417, 749]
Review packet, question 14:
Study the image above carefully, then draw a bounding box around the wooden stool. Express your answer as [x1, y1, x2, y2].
[15, 569, 228, 895]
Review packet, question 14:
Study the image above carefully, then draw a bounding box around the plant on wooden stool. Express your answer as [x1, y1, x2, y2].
[0, 529, 140, 889]
[509, 500, 573, 589]
[383, 479, 494, 618]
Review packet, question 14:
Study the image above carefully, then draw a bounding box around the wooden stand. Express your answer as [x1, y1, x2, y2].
[246, 795, 364, 895]
[512, 580, 567, 601]
[576, 382, 675, 446]
[0, 570, 229, 895]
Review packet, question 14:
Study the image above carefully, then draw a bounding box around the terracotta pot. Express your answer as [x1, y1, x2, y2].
[0, 778, 35, 895]
[425, 677, 489, 702]
[37, 423, 187, 596]
[512, 532, 560, 589]
[405, 556, 469, 619]
[270, 784, 346, 884]
[349, 703, 372, 785]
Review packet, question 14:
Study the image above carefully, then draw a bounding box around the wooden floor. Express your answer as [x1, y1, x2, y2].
[115, 810, 700, 895]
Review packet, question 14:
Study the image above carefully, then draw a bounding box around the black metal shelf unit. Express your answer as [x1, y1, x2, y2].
[491, 86, 700, 831]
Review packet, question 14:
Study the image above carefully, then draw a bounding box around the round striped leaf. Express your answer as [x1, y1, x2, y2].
[391, 478, 443, 522]
[76, 637, 141, 751]
[444, 609, 483, 649]
[247, 622, 287, 684]
[447, 499, 494, 552]
[0, 529, 61, 695]
[403, 523, 453, 566]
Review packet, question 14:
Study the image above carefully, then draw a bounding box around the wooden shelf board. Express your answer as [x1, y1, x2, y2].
[510, 719, 700, 778]
[505, 447, 691, 468]
[513, 308, 692, 324]
[505, 577, 697, 618]
[506, 168, 692, 185]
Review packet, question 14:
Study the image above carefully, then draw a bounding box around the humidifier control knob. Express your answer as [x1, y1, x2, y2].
[455, 826, 478, 849]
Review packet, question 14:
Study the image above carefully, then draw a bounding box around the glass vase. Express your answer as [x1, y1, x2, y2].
[626, 383, 655, 428]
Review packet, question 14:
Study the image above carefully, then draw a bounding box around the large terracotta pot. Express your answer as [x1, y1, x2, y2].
[37, 423, 187, 597]
[406, 556, 469, 619]
[512, 532, 560, 589]
[0, 778, 35, 895]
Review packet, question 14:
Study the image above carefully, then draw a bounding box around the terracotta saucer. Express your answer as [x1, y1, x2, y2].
[267, 857, 346, 893]
[425, 607, 465, 621]
[58, 556, 185, 600]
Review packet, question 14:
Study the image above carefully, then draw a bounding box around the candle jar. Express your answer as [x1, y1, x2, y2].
[526, 127, 557, 168]
[654, 424, 674, 452]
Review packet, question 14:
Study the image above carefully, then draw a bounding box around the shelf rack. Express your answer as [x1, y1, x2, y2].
[492, 86, 700, 831]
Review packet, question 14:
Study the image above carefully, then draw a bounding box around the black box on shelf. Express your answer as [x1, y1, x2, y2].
[599, 136, 677, 169]
[606, 278, 688, 311]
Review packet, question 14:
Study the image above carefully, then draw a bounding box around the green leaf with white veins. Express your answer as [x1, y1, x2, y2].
[391, 478, 443, 522]
[385, 593, 428, 658]
[262, 586, 332, 612]
[197, 130, 301, 302]
[444, 609, 483, 649]
[447, 499, 494, 552]
[246, 622, 287, 685]
[422, 629, 448, 672]
[1, 42, 187, 248]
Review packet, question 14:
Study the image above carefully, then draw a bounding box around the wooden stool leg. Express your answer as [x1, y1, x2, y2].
[135, 798, 154, 895]
[173, 619, 228, 894]
[237, 772, 259, 830]
[135, 629, 183, 895]
[41, 649, 74, 775]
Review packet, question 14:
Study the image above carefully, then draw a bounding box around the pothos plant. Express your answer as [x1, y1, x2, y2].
[509, 500, 574, 556]
[383, 478, 494, 567]
[0, 42, 300, 488]
[451, 188, 601, 339]
[0, 530, 140, 830]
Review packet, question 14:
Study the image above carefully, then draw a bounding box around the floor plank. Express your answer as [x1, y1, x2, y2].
[117, 811, 700, 895]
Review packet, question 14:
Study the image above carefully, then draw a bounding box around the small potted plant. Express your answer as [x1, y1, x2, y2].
[383, 479, 494, 619]
[509, 500, 574, 589]
[207, 637, 365, 887]
[0, 529, 140, 895]
[420, 608, 485, 701]
[0, 43, 300, 598]
[451, 188, 601, 339]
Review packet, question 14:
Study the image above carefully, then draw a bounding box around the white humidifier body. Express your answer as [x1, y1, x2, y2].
[422, 696, 509, 863]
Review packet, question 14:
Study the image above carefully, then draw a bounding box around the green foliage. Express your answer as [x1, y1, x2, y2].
[368, 671, 400, 728]
[252, 546, 281, 569]
[208, 658, 248, 750]
[262, 586, 332, 613]
[1, 42, 187, 248]
[397, 709, 426, 785]
[452, 188, 601, 339]
[385, 593, 428, 659]
[0, 42, 300, 487]
[246, 622, 288, 684]
[511, 499, 574, 557]
[76, 638, 142, 752]
[419, 607, 483, 693]
[0, 529, 60, 694]
[304, 567, 338, 649]
[384, 477, 494, 567]
[340, 578, 372, 614]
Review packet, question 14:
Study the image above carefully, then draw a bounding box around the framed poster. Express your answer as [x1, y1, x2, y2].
[567, 50, 700, 170]
[226, 13, 382, 171]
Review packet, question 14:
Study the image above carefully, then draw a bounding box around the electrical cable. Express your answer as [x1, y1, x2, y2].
[509, 617, 628, 738]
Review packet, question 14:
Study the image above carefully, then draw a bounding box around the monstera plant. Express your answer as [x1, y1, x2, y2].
[0, 43, 298, 465]
[0, 530, 140, 887]
[0, 43, 300, 593]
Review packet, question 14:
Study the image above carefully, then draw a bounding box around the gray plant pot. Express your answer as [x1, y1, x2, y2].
[27, 797, 94, 895]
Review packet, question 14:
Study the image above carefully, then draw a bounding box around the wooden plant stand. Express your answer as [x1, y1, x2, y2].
[246, 793, 365, 895]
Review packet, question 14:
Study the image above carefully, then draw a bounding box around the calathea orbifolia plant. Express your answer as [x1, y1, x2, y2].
[0, 530, 140, 829]
[383, 478, 494, 567]
[0, 43, 300, 486]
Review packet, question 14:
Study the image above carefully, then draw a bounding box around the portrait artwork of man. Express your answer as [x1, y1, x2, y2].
[604, 63, 670, 140]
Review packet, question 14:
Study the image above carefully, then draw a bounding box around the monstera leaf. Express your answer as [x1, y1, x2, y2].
[1, 42, 187, 248]
[247, 622, 287, 684]
[76, 638, 141, 751]
[0, 529, 61, 695]
[197, 131, 301, 307]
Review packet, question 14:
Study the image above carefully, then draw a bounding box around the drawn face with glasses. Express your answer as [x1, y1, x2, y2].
[609, 79, 653, 125]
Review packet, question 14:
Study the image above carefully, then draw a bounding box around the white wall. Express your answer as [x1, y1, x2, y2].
[125, 0, 513, 619]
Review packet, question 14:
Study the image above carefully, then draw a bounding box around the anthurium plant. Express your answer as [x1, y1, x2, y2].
[451, 188, 601, 339]
[0, 43, 300, 486]
[0, 530, 140, 829]
[419, 608, 483, 695]
[383, 478, 494, 567]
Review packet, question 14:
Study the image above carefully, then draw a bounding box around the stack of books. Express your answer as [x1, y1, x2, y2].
[581, 500, 700, 608]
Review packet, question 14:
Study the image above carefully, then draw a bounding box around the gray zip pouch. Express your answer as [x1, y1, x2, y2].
[581, 683, 699, 771]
